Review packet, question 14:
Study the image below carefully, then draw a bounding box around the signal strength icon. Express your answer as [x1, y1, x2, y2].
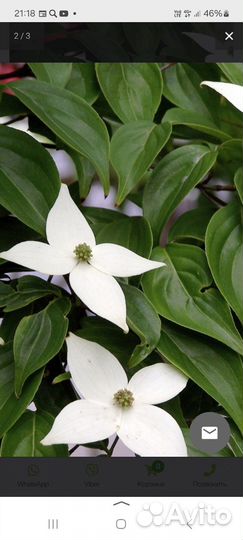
[194, 10, 201, 17]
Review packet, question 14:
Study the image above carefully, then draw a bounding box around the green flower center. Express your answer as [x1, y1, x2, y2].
[113, 389, 134, 409]
[74, 243, 93, 262]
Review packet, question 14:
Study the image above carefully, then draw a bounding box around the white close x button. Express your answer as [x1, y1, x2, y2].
[225, 31, 234, 41]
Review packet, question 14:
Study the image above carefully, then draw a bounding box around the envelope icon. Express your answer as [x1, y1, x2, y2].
[201, 426, 218, 440]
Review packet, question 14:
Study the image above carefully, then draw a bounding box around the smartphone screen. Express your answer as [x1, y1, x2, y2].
[0, 1, 242, 538]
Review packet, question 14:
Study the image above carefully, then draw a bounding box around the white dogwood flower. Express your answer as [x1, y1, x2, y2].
[0, 184, 164, 332]
[41, 333, 188, 456]
[201, 81, 243, 112]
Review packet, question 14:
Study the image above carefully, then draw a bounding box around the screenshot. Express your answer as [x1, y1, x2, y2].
[0, 1, 242, 538]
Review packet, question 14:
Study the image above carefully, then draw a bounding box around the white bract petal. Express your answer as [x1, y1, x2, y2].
[66, 333, 128, 403]
[91, 243, 165, 277]
[118, 403, 187, 457]
[128, 363, 188, 405]
[46, 184, 96, 252]
[0, 241, 75, 275]
[201, 81, 243, 112]
[69, 263, 128, 332]
[41, 400, 120, 445]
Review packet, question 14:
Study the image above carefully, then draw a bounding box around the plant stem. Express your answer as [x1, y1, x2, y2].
[69, 444, 80, 455]
[198, 186, 227, 207]
[202, 184, 236, 192]
[161, 63, 176, 71]
[107, 436, 119, 456]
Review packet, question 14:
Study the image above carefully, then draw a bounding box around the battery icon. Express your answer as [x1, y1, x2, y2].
[59, 10, 69, 16]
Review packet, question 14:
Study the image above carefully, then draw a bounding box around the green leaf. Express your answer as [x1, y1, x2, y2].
[169, 207, 215, 243]
[163, 64, 219, 116]
[217, 63, 243, 85]
[14, 298, 70, 396]
[0, 126, 60, 235]
[162, 108, 230, 141]
[3, 276, 60, 312]
[142, 243, 243, 354]
[234, 168, 243, 204]
[82, 206, 125, 225]
[218, 139, 242, 169]
[30, 63, 72, 88]
[0, 281, 16, 307]
[69, 150, 96, 199]
[52, 372, 71, 385]
[0, 92, 27, 116]
[143, 145, 217, 243]
[0, 409, 68, 456]
[0, 306, 32, 343]
[111, 121, 171, 205]
[66, 64, 99, 104]
[121, 283, 161, 368]
[96, 63, 162, 123]
[205, 200, 243, 323]
[0, 342, 43, 437]
[157, 321, 243, 434]
[96, 216, 153, 259]
[10, 80, 110, 195]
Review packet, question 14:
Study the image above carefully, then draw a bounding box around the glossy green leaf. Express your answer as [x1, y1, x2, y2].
[96, 63, 162, 123]
[143, 145, 217, 243]
[111, 121, 171, 205]
[163, 64, 219, 115]
[14, 298, 70, 396]
[1, 409, 68, 456]
[218, 139, 242, 169]
[206, 200, 243, 322]
[0, 306, 32, 343]
[96, 216, 153, 259]
[11, 80, 110, 194]
[30, 63, 72, 88]
[234, 168, 243, 204]
[69, 150, 96, 199]
[0, 92, 27, 117]
[52, 372, 71, 385]
[121, 283, 161, 368]
[0, 126, 60, 234]
[169, 207, 215, 243]
[81, 207, 126, 237]
[0, 342, 43, 437]
[0, 281, 16, 307]
[142, 243, 243, 354]
[217, 63, 243, 85]
[66, 64, 99, 104]
[162, 108, 230, 141]
[157, 321, 243, 433]
[3, 276, 60, 312]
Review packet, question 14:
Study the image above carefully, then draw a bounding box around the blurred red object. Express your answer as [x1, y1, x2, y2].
[0, 63, 23, 94]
